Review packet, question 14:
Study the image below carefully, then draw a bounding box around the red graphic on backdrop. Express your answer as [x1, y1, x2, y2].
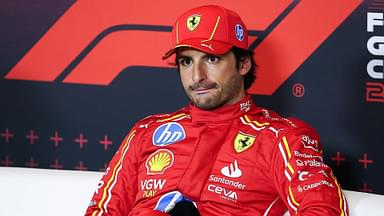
[75, 133, 88, 149]
[99, 135, 112, 150]
[292, 83, 305, 97]
[1, 156, 14, 166]
[26, 129, 39, 144]
[4, 0, 362, 95]
[50, 131, 63, 147]
[359, 182, 373, 193]
[366, 82, 384, 102]
[26, 157, 39, 168]
[331, 151, 346, 168]
[358, 153, 373, 168]
[50, 159, 64, 169]
[74, 161, 88, 171]
[1, 128, 14, 143]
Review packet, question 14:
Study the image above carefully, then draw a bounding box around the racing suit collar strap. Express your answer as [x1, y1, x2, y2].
[189, 94, 255, 123]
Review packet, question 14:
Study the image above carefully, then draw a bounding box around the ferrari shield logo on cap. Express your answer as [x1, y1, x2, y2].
[234, 132, 256, 153]
[187, 15, 201, 31]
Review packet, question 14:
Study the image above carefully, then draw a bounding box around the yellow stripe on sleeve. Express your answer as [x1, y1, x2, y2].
[287, 163, 295, 175]
[157, 113, 188, 122]
[331, 173, 346, 216]
[282, 136, 292, 159]
[94, 131, 136, 215]
[244, 115, 269, 128]
[288, 186, 300, 207]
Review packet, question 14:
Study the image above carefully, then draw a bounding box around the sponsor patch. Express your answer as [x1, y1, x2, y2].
[234, 132, 255, 153]
[209, 174, 246, 190]
[187, 15, 201, 31]
[145, 149, 174, 175]
[296, 159, 327, 168]
[240, 100, 251, 112]
[141, 178, 166, 198]
[298, 170, 312, 181]
[221, 160, 242, 178]
[208, 184, 238, 202]
[235, 24, 244, 41]
[301, 135, 320, 152]
[294, 150, 323, 161]
[297, 180, 334, 192]
[297, 170, 329, 182]
[153, 122, 185, 146]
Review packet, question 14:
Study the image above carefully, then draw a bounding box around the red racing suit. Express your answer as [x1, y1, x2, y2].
[85, 95, 348, 216]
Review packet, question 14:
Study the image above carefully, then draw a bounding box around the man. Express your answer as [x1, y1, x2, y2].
[86, 5, 348, 216]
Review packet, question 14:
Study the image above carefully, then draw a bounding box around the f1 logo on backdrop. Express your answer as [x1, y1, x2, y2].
[4, 0, 362, 95]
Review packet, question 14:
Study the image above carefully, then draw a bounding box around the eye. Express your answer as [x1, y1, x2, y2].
[178, 57, 192, 67]
[207, 55, 219, 64]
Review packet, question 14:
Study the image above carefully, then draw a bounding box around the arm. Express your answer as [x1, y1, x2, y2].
[85, 126, 141, 216]
[273, 127, 348, 216]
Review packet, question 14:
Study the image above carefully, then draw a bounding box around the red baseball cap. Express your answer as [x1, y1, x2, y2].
[162, 5, 249, 60]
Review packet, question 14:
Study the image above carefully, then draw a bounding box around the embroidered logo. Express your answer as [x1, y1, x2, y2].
[187, 15, 201, 31]
[234, 132, 256, 153]
[235, 24, 244, 41]
[145, 149, 174, 175]
[152, 122, 185, 146]
[221, 160, 242, 178]
[240, 100, 251, 112]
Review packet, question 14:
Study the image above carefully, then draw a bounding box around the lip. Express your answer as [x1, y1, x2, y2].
[194, 88, 212, 95]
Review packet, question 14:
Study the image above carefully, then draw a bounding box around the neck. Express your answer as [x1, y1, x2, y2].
[188, 94, 254, 123]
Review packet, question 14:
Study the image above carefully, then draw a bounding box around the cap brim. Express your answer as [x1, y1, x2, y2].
[162, 38, 233, 60]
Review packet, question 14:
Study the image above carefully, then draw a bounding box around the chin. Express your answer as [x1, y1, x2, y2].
[193, 98, 223, 110]
[195, 103, 218, 110]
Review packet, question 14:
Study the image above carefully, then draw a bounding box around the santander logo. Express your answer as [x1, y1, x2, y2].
[221, 160, 242, 178]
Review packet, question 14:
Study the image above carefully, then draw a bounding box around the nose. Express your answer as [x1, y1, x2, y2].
[191, 62, 206, 83]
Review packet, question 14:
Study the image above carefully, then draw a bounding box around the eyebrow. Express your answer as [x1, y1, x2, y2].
[177, 53, 219, 60]
[176, 54, 191, 60]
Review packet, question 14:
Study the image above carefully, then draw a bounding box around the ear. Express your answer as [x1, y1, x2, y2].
[239, 56, 252, 76]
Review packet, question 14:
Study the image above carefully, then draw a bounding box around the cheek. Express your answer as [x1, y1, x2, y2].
[179, 72, 190, 89]
[210, 70, 232, 86]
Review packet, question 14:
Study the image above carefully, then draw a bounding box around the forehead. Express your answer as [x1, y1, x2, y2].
[176, 48, 232, 59]
[177, 48, 208, 57]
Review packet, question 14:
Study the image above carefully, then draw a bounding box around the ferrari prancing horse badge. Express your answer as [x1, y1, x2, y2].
[234, 132, 256, 153]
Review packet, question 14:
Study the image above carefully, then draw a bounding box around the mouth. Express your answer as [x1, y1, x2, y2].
[190, 83, 217, 95]
[194, 87, 214, 95]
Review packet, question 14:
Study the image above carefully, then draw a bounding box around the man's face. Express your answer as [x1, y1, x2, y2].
[177, 48, 250, 110]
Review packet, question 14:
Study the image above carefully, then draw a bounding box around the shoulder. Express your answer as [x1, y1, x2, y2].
[254, 108, 322, 153]
[243, 107, 317, 139]
[132, 106, 191, 131]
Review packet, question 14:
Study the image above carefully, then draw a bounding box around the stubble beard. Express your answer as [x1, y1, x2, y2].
[185, 73, 244, 110]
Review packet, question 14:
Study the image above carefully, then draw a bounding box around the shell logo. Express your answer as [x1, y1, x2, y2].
[145, 149, 174, 175]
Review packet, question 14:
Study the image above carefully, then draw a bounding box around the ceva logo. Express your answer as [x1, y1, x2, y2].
[4, 0, 362, 95]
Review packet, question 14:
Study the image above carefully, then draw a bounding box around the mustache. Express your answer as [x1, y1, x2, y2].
[189, 82, 218, 90]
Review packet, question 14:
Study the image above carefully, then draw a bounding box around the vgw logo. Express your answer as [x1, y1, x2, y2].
[4, 0, 362, 95]
[152, 122, 185, 146]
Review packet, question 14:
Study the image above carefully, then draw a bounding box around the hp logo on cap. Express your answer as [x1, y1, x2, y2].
[235, 24, 244, 41]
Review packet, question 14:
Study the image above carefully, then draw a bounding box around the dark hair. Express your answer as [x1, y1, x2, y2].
[174, 47, 257, 90]
[231, 47, 257, 90]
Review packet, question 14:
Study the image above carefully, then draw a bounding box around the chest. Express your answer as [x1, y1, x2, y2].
[135, 121, 279, 209]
